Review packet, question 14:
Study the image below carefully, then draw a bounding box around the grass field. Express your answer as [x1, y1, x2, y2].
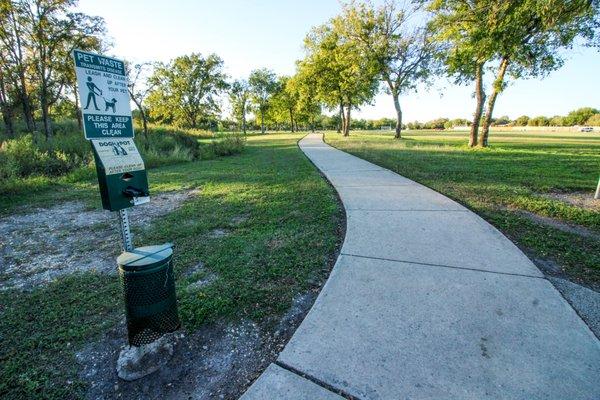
[325, 129, 600, 288]
[0, 133, 343, 399]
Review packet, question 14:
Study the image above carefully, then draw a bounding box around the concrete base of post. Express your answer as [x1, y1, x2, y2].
[116, 332, 182, 381]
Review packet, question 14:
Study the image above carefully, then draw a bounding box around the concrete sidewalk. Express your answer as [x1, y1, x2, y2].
[241, 133, 600, 400]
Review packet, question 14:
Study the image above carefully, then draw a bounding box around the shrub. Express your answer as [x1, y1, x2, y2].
[585, 114, 600, 126]
[210, 133, 246, 156]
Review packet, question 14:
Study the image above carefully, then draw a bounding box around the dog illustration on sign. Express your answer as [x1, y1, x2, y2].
[103, 97, 118, 113]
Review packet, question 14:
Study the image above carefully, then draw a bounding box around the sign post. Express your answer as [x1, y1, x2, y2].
[73, 50, 180, 364]
[73, 49, 147, 250]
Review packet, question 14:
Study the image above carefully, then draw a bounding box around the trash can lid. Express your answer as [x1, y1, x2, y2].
[117, 243, 173, 270]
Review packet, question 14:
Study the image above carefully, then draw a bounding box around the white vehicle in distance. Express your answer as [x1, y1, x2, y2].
[580, 126, 593, 132]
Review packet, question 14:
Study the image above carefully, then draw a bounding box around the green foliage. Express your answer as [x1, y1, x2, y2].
[147, 53, 229, 129]
[248, 68, 279, 133]
[564, 107, 599, 126]
[586, 114, 600, 126]
[228, 79, 251, 132]
[514, 115, 530, 126]
[0, 121, 246, 195]
[528, 116, 550, 127]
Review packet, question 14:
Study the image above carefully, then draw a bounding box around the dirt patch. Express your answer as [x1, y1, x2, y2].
[208, 228, 229, 239]
[516, 210, 600, 240]
[542, 192, 600, 212]
[0, 190, 199, 291]
[76, 292, 318, 400]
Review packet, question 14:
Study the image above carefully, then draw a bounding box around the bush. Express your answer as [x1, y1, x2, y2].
[0, 121, 246, 194]
[585, 114, 600, 126]
[211, 133, 246, 156]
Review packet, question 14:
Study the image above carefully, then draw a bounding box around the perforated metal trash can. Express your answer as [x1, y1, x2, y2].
[117, 244, 180, 346]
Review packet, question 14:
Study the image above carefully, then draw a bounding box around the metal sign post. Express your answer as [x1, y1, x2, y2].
[73, 50, 179, 358]
[118, 209, 134, 252]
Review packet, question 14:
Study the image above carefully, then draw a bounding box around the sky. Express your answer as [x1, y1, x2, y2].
[78, 0, 600, 121]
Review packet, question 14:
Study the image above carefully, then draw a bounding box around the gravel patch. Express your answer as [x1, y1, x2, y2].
[0, 189, 199, 291]
[549, 277, 600, 339]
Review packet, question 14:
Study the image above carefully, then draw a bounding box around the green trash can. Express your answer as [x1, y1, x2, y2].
[117, 243, 180, 346]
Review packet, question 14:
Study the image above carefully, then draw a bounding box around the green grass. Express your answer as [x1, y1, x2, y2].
[0, 133, 343, 399]
[325, 129, 600, 286]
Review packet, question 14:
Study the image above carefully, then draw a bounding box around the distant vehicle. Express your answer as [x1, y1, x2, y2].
[580, 126, 593, 132]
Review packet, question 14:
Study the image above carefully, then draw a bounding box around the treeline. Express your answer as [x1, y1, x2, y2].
[1, 1, 599, 148]
[406, 107, 600, 130]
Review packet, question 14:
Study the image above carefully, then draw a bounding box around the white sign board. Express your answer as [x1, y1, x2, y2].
[91, 139, 145, 176]
[73, 49, 134, 139]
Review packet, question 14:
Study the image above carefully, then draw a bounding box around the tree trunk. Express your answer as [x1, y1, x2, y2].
[40, 83, 52, 139]
[393, 93, 402, 139]
[480, 57, 509, 147]
[242, 105, 247, 134]
[74, 89, 82, 129]
[289, 108, 294, 132]
[0, 74, 14, 138]
[469, 63, 485, 147]
[18, 72, 35, 132]
[343, 105, 351, 137]
[260, 107, 265, 134]
[338, 103, 343, 133]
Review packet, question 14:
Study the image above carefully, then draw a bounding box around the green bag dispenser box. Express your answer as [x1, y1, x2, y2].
[91, 138, 149, 211]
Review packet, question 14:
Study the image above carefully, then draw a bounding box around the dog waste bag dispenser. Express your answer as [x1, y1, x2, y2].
[73, 49, 179, 347]
[91, 138, 149, 211]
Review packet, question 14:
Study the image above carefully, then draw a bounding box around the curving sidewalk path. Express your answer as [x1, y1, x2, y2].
[241, 133, 600, 400]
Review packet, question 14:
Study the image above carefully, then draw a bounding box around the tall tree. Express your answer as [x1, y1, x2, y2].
[127, 62, 155, 144]
[301, 20, 379, 136]
[427, 0, 512, 147]
[229, 79, 250, 133]
[0, 62, 15, 137]
[0, 0, 35, 131]
[21, 0, 105, 139]
[478, 0, 600, 146]
[269, 75, 299, 132]
[147, 53, 228, 128]
[340, 1, 438, 139]
[249, 68, 278, 134]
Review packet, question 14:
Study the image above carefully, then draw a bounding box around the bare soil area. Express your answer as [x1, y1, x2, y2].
[76, 292, 317, 400]
[0, 190, 199, 290]
[542, 192, 600, 212]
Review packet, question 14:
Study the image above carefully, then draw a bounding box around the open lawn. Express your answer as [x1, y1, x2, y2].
[0, 133, 343, 399]
[325, 129, 600, 288]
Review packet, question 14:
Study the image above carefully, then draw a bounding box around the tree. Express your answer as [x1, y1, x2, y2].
[528, 115, 549, 126]
[478, 0, 600, 146]
[549, 115, 564, 126]
[249, 68, 278, 134]
[20, 0, 105, 139]
[564, 107, 599, 125]
[428, 0, 599, 147]
[0, 0, 35, 132]
[300, 18, 379, 136]
[340, 1, 438, 139]
[515, 115, 530, 126]
[268, 75, 299, 132]
[0, 61, 15, 137]
[586, 113, 600, 126]
[147, 53, 228, 128]
[229, 79, 250, 133]
[127, 62, 155, 144]
[427, 0, 509, 146]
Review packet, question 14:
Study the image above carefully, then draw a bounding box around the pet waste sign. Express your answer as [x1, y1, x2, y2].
[73, 49, 133, 139]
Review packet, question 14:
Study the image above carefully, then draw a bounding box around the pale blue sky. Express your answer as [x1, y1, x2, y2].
[78, 0, 600, 121]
